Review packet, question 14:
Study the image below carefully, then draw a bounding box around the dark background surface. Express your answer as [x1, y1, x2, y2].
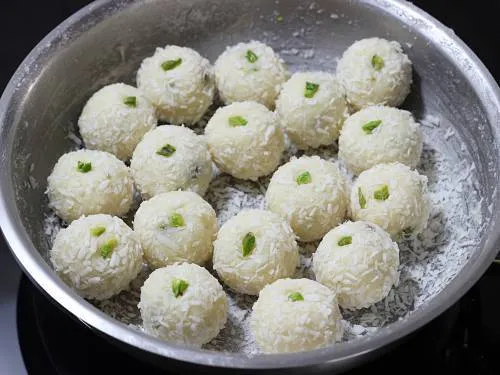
[1, 0, 500, 374]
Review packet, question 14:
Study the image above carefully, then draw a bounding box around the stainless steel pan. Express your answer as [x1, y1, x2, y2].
[1, 0, 500, 372]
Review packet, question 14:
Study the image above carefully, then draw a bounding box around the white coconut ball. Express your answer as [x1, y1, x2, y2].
[339, 106, 422, 175]
[133, 191, 217, 269]
[77, 83, 157, 161]
[47, 150, 134, 223]
[205, 101, 284, 180]
[137, 45, 214, 124]
[265, 156, 348, 242]
[350, 162, 430, 239]
[313, 221, 400, 309]
[336, 38, 412, 111]
[50, 214, 142, 300]
[213, 209, 299, 295]
[276, 71, 348, 149]
[250, 278, 344, 353]
[138, 263, 228, 347]
[130, 125, 212, 199]
[214, 41, 288, 109]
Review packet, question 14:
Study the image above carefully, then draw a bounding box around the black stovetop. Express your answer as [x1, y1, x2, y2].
[2, 1, 500, 374]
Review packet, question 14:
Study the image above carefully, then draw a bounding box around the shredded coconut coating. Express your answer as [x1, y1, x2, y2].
[351, 162, 430, 239]
[250, 278, 344, 353]
[56, 123, 483, 355]
[276, 71, 348, 149]
[137, 45, 214, 124]
[133, 191, 217, 268]
[336, 38, 412, 111]
[313, 221, 400, 309]
[77, 83, 157, 161]
[205, 101, 285, 180]
[214, 41, 289, 109]
[339, 105, 422, 175]
[130, 125, 212, 199]
[138, 263, 228, 347]
[42, 32, 484, 356]
[50, 214, 143, 300]
[46, 149, 134, 223]
[213, 209, 299, 295]
[265, 156, 348, 242]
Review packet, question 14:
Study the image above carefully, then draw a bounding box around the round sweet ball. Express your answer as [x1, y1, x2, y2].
[136, 45, 214, 124]
[130, 125, 212, 199]
[313, 221, 400, 309]
[339, 106, 422, 175]
[214, 41, 288, 109]
[213, 209, 299, 295]
[133, 191, 217, 269]
[276, 71, 348, 149]
[205, 101, 285, 180]
[350, 162, 430, 239]
[250, 278, 344, 353]
[265, 156, 348, 242]
[336, 38, 412, 111]
[138, 263, 228, 347]
[50, 214, 143, 300]
[77, 83, 157, 161]
[47, 150, 134, 223]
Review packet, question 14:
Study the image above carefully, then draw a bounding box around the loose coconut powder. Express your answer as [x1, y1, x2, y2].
[43, 107, 485, 356]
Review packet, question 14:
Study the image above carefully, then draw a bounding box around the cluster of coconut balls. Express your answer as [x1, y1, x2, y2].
[47, 37, 430, 354]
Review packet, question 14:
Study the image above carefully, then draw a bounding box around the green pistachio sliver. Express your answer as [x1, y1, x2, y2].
[169, 213, 185, 228]
[156, 144, 176, 157]
[304, 81, 320, 98]
[288, 291, 304, 302]
[362, 120, 382, 134]
[371, 55, 385, 71]
[358, 187, 367, 209]
[123, 96, 137, 108]
[161, 58, 182, 71]
[374, 185, 390, 201]
[276, 15, 284, 22]
[172, 278, 189, 298]
[242, 232, 256, 257]
[77, 161, 92, 173]
[337, 236, 352, 246]
[246, 49, 258, 63]
[228, 116, 248, 127]
[296, 171, 312, 185]
[401, 227, 413, 238]
[90, 226, 106, 237]
[99, 238, 118, 259]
